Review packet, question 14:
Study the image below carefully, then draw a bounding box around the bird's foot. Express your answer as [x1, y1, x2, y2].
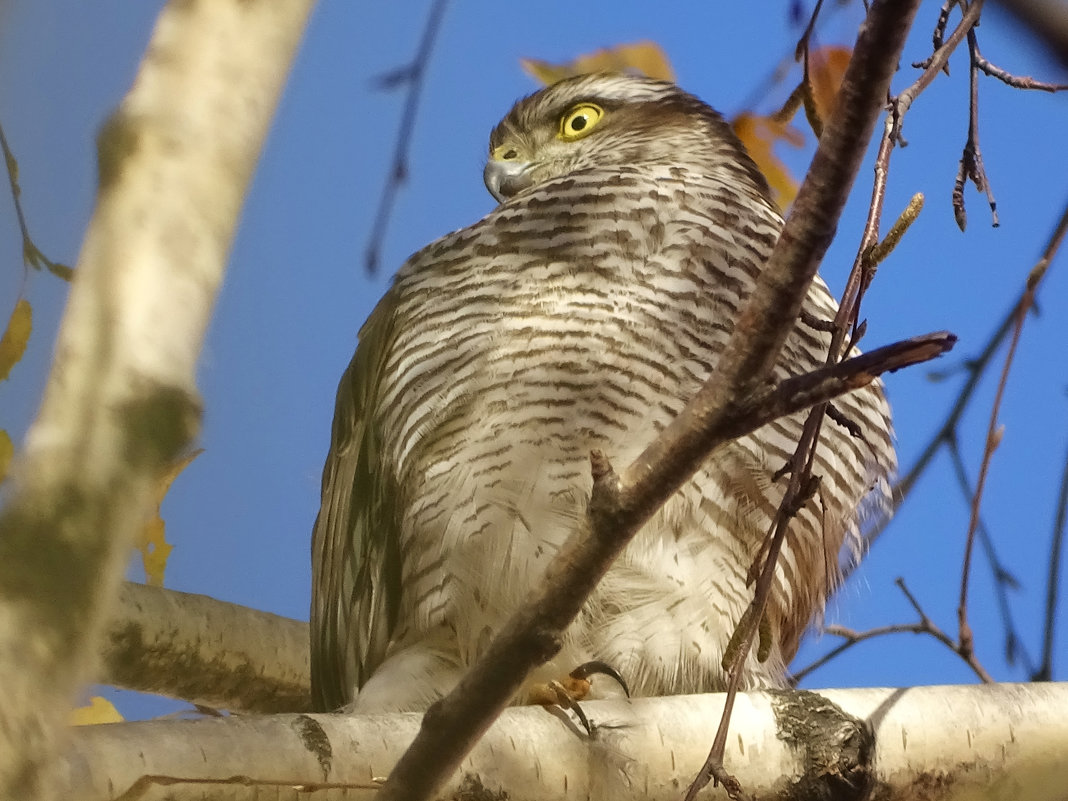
[526, 660, 630, 735]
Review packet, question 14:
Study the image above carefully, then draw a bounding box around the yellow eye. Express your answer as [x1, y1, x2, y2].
[558, 103, 605, 141]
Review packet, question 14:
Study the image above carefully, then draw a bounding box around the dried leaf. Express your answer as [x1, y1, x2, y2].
[522, 41, 675, 86]
[0, 429, 12, 484]
[732, 112, 804, 209]
[71, 696, 124, 725]
[136, 449, 202, 586]
[805, 45, 852, 134]
[0, 299, 31, 383]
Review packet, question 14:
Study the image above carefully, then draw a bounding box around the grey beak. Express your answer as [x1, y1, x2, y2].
[484, 159, 533, 203]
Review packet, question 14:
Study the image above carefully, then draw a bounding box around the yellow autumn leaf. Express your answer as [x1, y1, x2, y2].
[732, 112, 804, 209]
[0, 298, 31, 383]
[804, 45, 852, 136]
[71, 696, 124, 725]
[522, 41, 675, 85]
[0, 429, 12, 484]
[136, 448, 201, 586]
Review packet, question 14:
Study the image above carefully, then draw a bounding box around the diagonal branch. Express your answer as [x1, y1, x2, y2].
[377, 5, 927, 797]
[0, 3, 315, 798]
[866, 196, 1068, 553]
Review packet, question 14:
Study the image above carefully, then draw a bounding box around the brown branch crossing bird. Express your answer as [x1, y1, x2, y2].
[310, 73, 896, 715]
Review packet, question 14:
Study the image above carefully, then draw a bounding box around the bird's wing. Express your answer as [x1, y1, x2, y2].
[310, 294, 401, 712]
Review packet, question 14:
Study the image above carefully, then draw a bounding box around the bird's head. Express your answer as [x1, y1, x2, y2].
[483, 72, 771, 205]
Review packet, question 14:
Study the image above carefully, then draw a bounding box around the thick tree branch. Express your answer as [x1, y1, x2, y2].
[59, 683, 1068, 801]
[0, 2, 314, 798]
[102, 583, 310, 714]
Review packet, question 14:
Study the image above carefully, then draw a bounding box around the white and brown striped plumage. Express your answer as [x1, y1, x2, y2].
[310, 73, 894, 713]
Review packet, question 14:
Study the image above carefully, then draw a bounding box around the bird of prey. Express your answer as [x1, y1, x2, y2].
[310, 72, 895, 714]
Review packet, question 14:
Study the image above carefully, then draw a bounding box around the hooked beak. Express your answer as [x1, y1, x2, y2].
[484, 159, 533, 203]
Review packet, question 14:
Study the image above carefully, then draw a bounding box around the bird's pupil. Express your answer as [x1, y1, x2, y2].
[503, 148, 517, 160]
[572, 116, 587, 131]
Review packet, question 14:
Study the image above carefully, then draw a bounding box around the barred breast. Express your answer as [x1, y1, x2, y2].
[343, 160, 894, 712]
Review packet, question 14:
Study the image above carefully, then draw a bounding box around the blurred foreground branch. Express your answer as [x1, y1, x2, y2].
[0, 2, 315, 798]
[102, 583, 310, 714]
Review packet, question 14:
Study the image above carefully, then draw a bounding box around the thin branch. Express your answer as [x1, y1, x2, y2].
[957, 199, 1067, 675]
[690, 110, 909, 801]
[0, 120, 72, 280]
[663, 2, 924, 796]
[897, 578, 994, 682]
[953, 27, 999, 230]
[974, 49, 1068, 90]
[866, 197, 1068, 551]
[697, 403, 827, 801]
[363, 0, 449, 274]
[790, 588, 998, 686]
[1036, 441, 1068, 680]
[735, 0, 855, 114]
[946, 437, 1032, 672]
[955, 197, 1061, 673]
[912, 0, 954, 72]
[794, 0, 826, 61]
[892, 0, 984, 143]
[795, 431, 1033, 684]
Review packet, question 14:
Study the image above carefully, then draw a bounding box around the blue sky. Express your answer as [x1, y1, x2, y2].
[1, 2, 1066, 719]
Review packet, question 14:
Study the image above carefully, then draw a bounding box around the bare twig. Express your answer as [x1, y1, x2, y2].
[946, 438, 1032, 671]
[974, 48, 1068, 90]
[794, 0, 826, 61]
[921, 0, 955, 71]
[0, 121, 72, 280]
[1036, 442, 1068, 681]
[898, 578, 994, 682]
[790, 575, 997, 685]
[865, 198, 1068, 552]
[957, 198, 1065, 677]
[363, 0, 449, 274]
[953, 27, 999, 231]
[735, 0, 855, 114]
[684, 3, 926, 797]
[789, 623, 905, 684]
[892, 0, 984, 142]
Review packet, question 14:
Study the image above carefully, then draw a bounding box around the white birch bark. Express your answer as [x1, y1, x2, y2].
[0, 2, 315, 798]
[102, 582, 310, 713]
[59, 683, 1068, 801]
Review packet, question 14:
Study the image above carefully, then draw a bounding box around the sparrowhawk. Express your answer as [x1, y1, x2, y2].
[310, 73, 895, 714]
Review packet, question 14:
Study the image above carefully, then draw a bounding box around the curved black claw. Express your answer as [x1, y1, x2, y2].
[568, 697, 593, 736]
[569, 659, 631, 698]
